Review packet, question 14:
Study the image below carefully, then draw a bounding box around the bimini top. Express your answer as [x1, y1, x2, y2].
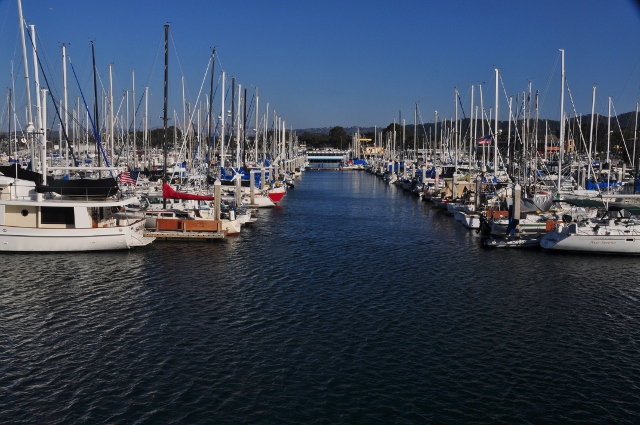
[553, 198, 606, 208]
[608, 203, 640, 217]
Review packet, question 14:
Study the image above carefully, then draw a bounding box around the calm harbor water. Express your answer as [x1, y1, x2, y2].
[2, 171, 640, 424]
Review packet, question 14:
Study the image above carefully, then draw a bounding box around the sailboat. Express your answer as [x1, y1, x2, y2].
[540, 201, 640, 253]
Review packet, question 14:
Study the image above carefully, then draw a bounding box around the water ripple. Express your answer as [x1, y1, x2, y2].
[1, 172, 640, 423]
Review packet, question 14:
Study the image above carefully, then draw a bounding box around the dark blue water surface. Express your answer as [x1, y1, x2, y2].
[2, 171, 640, 424]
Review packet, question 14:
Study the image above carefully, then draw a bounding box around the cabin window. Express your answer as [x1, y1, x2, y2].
[21, 209, 29, 217]
[41, 207, 75, 225]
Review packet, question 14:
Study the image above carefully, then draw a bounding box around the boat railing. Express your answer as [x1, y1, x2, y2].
[1, 186, 124, 203]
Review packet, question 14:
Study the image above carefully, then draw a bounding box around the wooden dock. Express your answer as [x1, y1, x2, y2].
[143, 218, 227, 240]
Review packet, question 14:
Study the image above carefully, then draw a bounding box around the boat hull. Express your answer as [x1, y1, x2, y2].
[0, 219, 151, 252]
[267, 188, 285, 204]
[460, 212, 481, 229]
[540, 232, 640, 254]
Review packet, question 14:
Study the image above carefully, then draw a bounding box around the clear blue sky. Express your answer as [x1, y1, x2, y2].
[0, 0, 639, 131]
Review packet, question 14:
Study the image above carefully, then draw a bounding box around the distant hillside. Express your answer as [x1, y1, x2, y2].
[297, 126, 376, 135]
[297, 112, 639, 137]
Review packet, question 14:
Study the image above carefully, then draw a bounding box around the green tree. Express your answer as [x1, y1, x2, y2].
[298, 131, 330, 149]
[329, 126, 349, 149]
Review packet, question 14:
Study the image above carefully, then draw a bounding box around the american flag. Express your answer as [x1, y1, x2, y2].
[477, 135, 492, 145]
[118, 170, 138, 185]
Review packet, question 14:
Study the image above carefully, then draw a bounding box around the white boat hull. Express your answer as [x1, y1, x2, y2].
[0, 219, 151, 252]
[540, 232, 640, 254]
[460, 212, 481, 229]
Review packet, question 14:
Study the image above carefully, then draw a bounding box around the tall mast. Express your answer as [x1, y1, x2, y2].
[132, 69, 136, 166]
[62, 44, 69, 169]
[162, 24, 169, 208]
[470, 85, 474, 171]
[30, 24, 43, 175]
[7, 89, 11, 158]
[454, 87, 459, 173]
[243, 86, 247, 169]
[633, 101, 638, 169]
[255, 87, 259, 165]
[181, 75, 186, 145]
[282, 119, 286, 163]
[557, 49, 565, 192]
[494, 68, 499, 175]
[507, 97, 513, 169]
[607, 96, 611, 192]
[434, 110, 438, 162]
[220, 70, 225, 173]
[109, 63, 114, 163]
[91, 41, 101, 168]
[414, 103, 417, 159]
[479, 84, 485, 169]
[588, 86, 596, 183]
[125, 89, 129, 167]
[634, 101, 639, 194]
[236, 83, 241, 167]
[17, 0, 34, 168]
[40, 88, 47, 184]
[207, 49, 215, 175]
[231, 76, 236, 166]
[265, 103, 269, 161]
[144, 86, 148, 170]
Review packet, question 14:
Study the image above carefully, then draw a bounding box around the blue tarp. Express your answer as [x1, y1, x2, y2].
[587, 180, 622, 190]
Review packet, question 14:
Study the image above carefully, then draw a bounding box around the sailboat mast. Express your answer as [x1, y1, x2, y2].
[507, 97, 512, 169]
[434, 111, 438, 162]
[162, 24, 169, 208]
[557, 49, 565, 192]
[607, 96, 611, 192]
[634, 101, 639, 194]
[144, 86, 148, 170]
[236, 83, 241, 168]
[588, 86, 596, 182]
[413, 102, 418, 159]
[231, 77, 236, 167]
[255, 87, 259, 165]
[207, 49, 215, 175]
[91, 41, 101, 168]
[29, 25, 47, 178]
[243, 86, 247, 169]
[220, 70, 225, 174]
[454, 87, 459, 174]
[132, 69, 136, 168]
[17, 0, 35, 170]
[40, 88, 47, 184]
[109, 64, 114, 163]
[7, 89, 11, 159]
[62, 44, 69, 169]
[494, 68, 499, 176]
[470, 85, 474, 171]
